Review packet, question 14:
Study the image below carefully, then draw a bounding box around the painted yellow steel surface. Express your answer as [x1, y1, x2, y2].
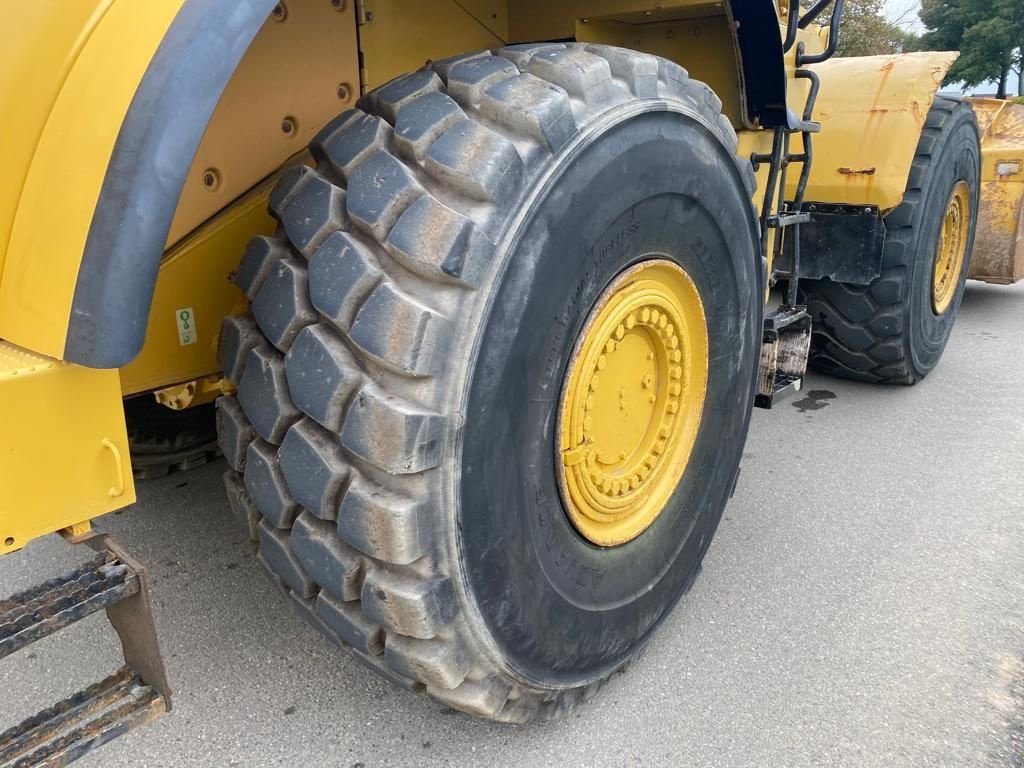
[969, 98, 1024, 285]
[358, 0, 507, 90]
[932, 181, 971, 313]
[119, 182, 278, 396]
[0, 1, 112, 282]
[509, 0, 724, 42]
[576, 14, 744, 126]
[0, 0, 186, 360]
[0, 341, 134, 555]
[791, 52, 958, 210]
[167, 0, 359, 248]
[557, 261, 708, 547]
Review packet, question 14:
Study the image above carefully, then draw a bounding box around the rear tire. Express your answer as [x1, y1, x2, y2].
[801, 97, 980, 384]
[125, 396, 218, 480]
[217, 44, 760, 720]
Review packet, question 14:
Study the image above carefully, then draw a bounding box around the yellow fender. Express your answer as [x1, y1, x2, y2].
[0, 0, 278, 367]
[789, 51, 959, 211]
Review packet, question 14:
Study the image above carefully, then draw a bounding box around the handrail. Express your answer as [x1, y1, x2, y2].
[797, 0, 845, 66]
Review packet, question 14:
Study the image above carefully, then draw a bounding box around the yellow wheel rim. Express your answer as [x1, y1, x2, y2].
[557, 260, 709, 547]
[931, 180, 970, 315]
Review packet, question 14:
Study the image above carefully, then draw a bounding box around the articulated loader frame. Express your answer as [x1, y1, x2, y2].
[0, 0, 992, 759]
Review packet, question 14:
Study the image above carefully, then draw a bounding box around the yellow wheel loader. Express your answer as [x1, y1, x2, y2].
[1, 0, 1020, 761]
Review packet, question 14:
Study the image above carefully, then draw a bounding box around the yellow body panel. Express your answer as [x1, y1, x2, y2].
[0, 1, 112, 281]
[0, 341, 134, 555]
[509, 0, 722, 42]
[577, 15, 744, 126]
[0, 0, 186, 360]
[168, 0, 359, 248]
[119, 185, 278, 396]
[792, 52, 958, 210]
[358, 0, 507, 90]
[969, 98, 1024, 285]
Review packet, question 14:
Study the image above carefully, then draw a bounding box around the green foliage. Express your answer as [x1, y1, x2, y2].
[920, 0, 1024, 97]
[829, 0, 910, 56]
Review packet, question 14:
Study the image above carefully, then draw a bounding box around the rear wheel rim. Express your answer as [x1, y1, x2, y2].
[556, 259, 709, 547]
[931, 180, 970, 315]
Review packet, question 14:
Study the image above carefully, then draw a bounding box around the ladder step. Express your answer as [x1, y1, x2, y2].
[785, 109, 821, 133]
[755, 307, 812, 409]
[0, 555, 138, 659]
[0, 666, 165, 768]
[766, 212, 811, 228]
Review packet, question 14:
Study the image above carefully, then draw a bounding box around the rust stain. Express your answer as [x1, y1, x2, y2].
[911, 99, 924, 127]
[870, 59, 896, 110]
[838, 167, 877, 176]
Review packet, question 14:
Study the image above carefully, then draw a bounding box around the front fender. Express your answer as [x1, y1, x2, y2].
[789, 51, 959, 210]
[0, 0, 277, 367]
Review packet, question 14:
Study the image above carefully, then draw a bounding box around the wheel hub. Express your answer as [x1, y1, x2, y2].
[557, 260, 708, 547]
[932, 180, 970, 315]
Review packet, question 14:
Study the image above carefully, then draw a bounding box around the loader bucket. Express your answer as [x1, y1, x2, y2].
[969, 98, 1024, 284]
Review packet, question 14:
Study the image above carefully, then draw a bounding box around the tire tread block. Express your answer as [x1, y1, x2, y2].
[291, 511, 364, 602]
[360, 570, 456, 640]
[244, 439, 299, 529]
[315, 592, 384, 655]
[237, 346, 301, 444]
[216, 396, 256, 472]
[284, 324, 362, 433]
[257, 520, 314, 598]
[278, 419, 350, 519]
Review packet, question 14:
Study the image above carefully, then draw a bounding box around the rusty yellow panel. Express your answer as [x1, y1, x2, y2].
[359, 0, 507, 90]
[120, 180, 281, 396]
[168, 0, 359, 247]
[793, 52, 958, 210]
[968, 98, 1024, 285]
[577, 15, 743, 126]
[0, 341, 134, 555]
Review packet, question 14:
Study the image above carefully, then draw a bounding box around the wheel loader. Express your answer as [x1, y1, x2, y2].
[1, 0, 1022, 762]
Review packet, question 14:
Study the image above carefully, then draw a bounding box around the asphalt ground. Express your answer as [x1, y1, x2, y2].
[2, 280, 1022, 767]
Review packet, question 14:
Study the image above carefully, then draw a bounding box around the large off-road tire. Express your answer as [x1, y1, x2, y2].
[801, 96, 980, 384]
[125, 396, 218, 480]
[216, 44, 761, 721]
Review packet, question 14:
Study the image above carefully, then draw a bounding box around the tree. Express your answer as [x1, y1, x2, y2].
[1011, 46, 1019, 96]
[827, 0, 910, 56]
[920, 0, 1024, 98]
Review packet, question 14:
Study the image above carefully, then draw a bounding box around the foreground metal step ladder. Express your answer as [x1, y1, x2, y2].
[752, 0, 845, 408]
[0, 532, 170, 767]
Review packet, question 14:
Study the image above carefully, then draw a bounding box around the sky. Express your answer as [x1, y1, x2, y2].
[882, 0, 1021, 95]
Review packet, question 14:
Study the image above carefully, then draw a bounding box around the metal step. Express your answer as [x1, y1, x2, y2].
[0, 535, 170, 768]
[0, 667, 164, 768]
[766, 212, 812, 228]
[0, 555, 137, 659]
[755, 306, 812, 409]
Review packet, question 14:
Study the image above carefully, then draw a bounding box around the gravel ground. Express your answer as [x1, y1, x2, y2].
[1, 280, 1022, 767]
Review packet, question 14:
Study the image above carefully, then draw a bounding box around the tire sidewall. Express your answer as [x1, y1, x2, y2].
[455, 106, 761, 688]
[906, 106, 980, 373]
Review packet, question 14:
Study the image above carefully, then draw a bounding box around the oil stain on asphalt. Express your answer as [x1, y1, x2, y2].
[792, 389, 837, 413]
